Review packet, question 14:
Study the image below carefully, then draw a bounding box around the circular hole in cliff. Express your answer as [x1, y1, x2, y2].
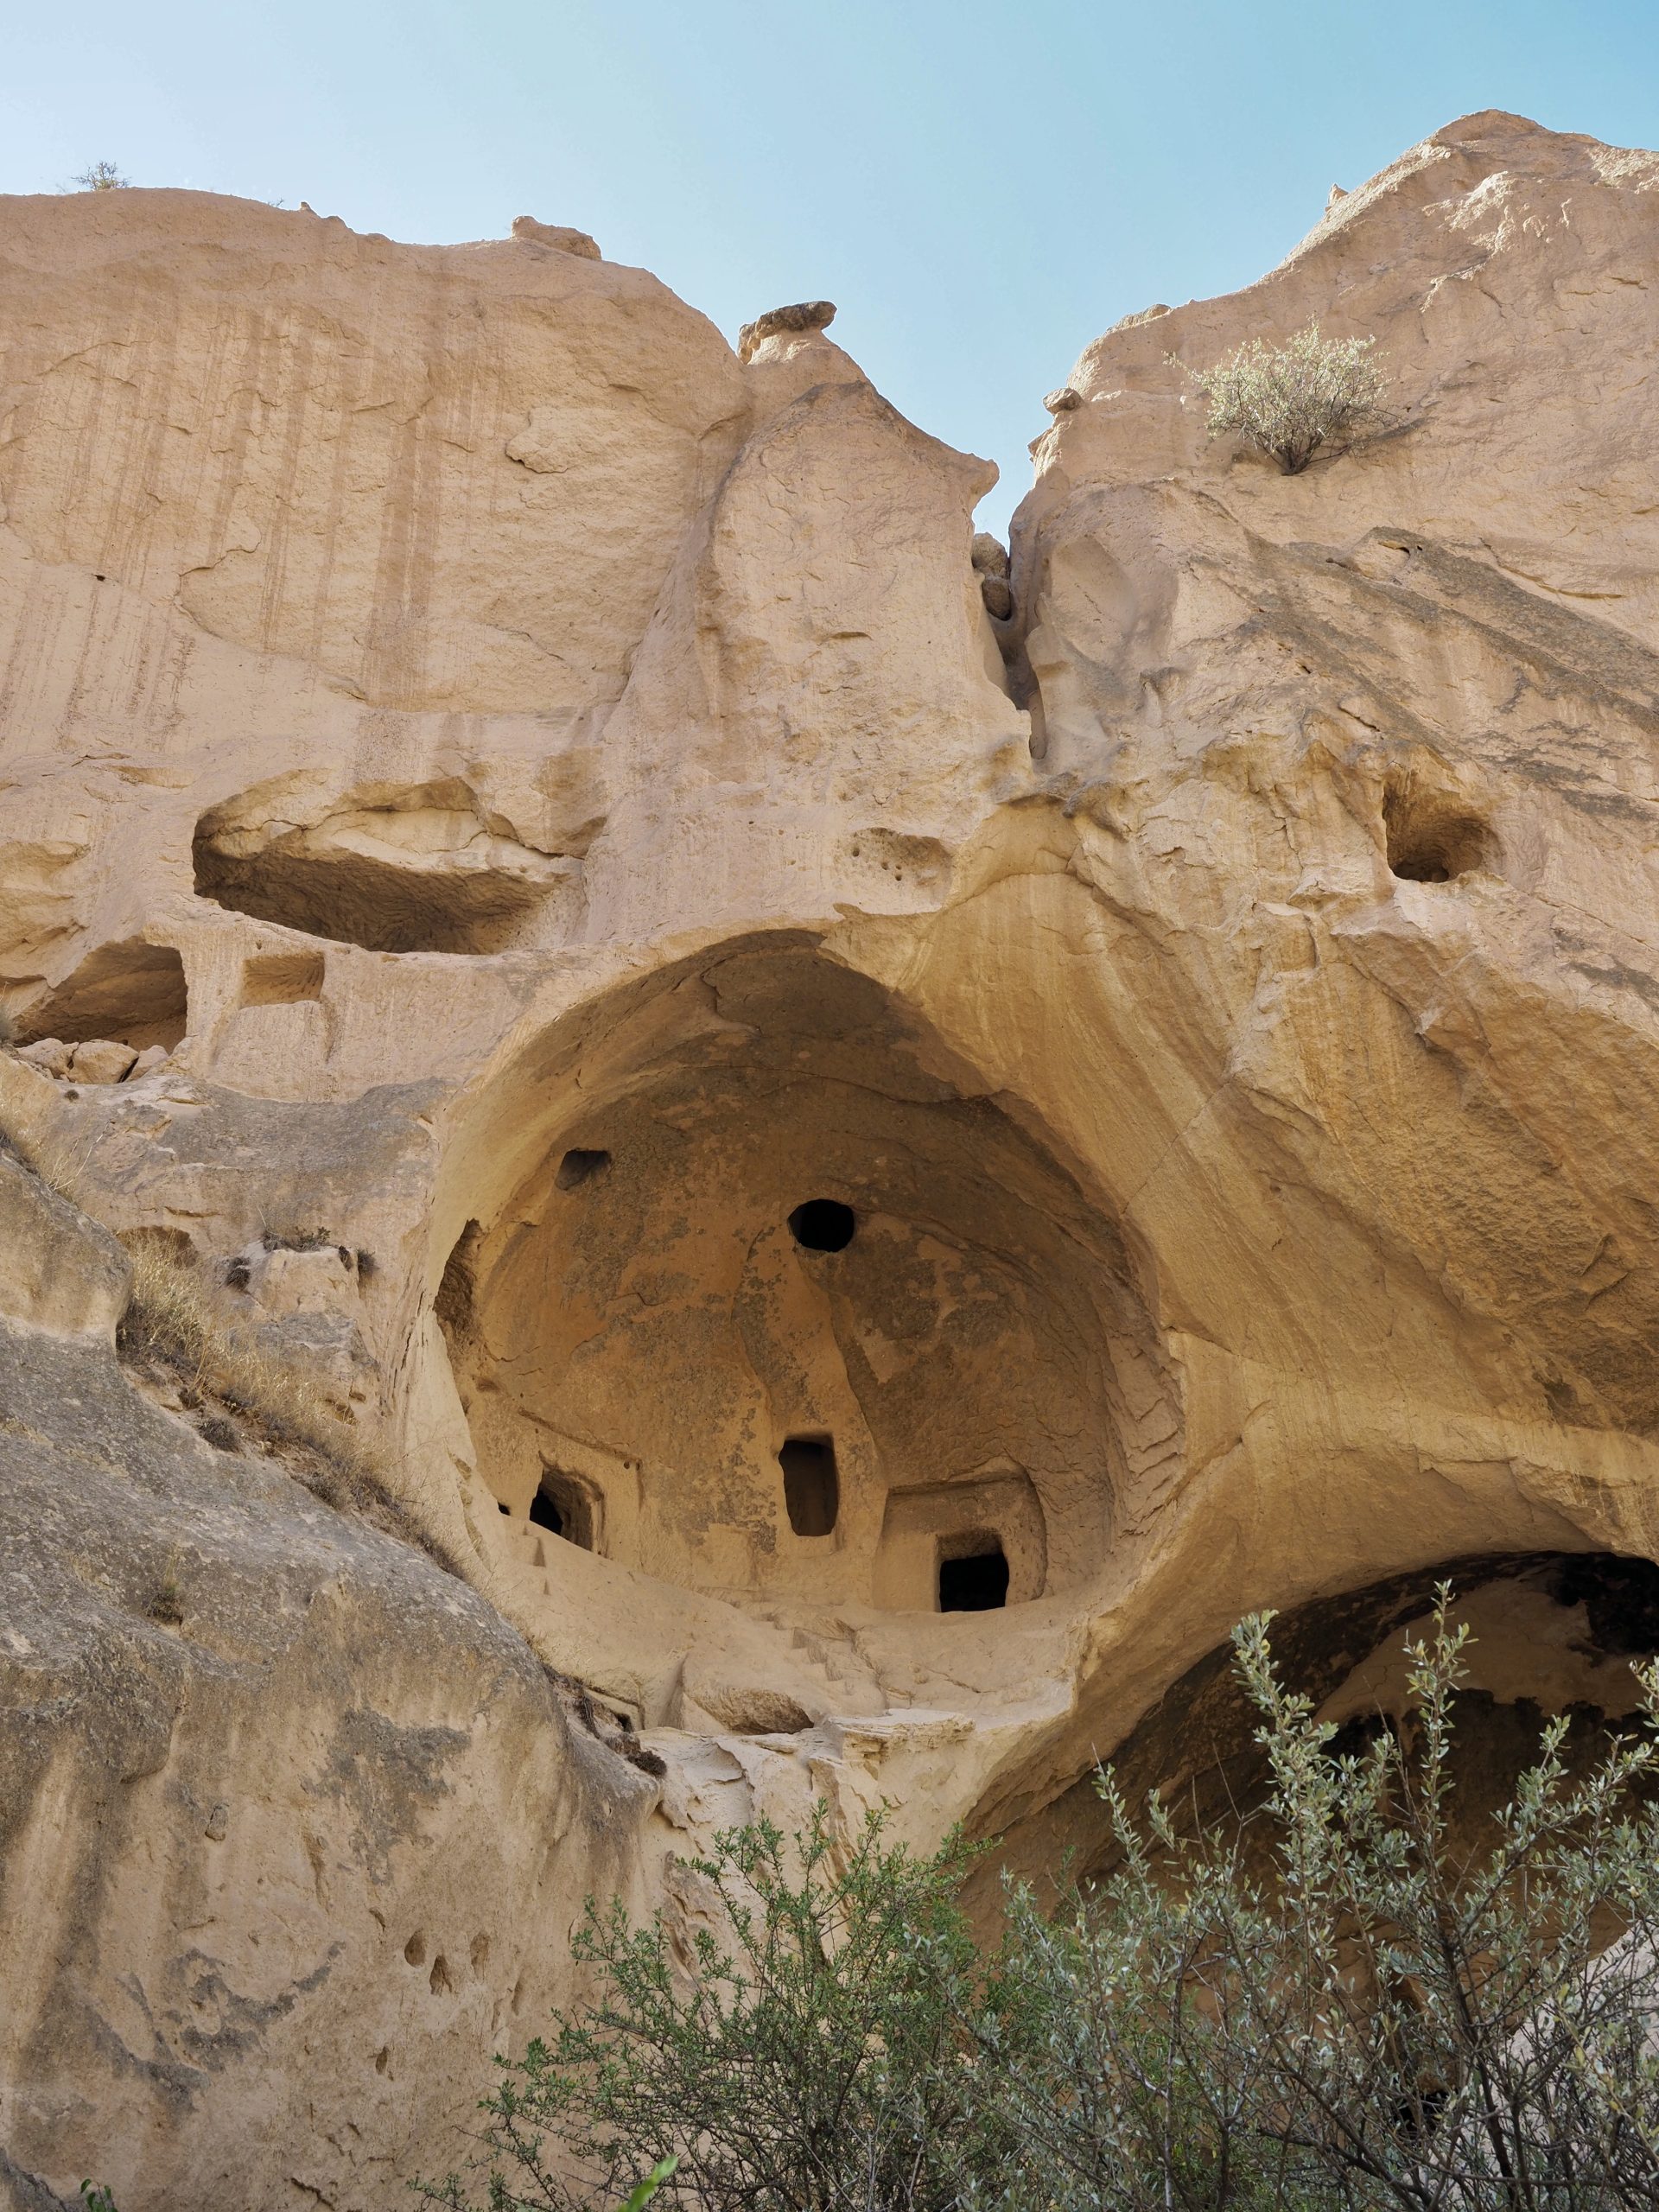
[1384, 785, 1489, 885]
[556, 1147, 611, 1190]
[788, 1198, 855, 1252]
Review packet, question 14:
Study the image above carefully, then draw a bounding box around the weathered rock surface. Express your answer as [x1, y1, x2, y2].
[0, 1262, 649, 2211]
[5, 108, 1659, 2207]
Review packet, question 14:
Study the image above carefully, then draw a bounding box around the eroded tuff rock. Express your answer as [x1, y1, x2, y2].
[5, 109, 1659, 2208]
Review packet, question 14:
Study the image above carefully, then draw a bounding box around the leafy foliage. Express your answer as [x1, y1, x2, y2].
[991, 1597, 1659, 2210]
[420, 1803, 1020, 2212]
[1183, 320, 1389, 473]
[429, 1597, 1659, 2212]
[69, 161, 130, 191]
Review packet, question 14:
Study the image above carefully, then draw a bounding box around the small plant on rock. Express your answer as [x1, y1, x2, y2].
[989, 1596, 1659, 2211]
[418, 1805, 1022, 2212]
[428, 1601, 1659, 2212]
[69, 161, 130, 191]
[1180, 319, 1388, 474]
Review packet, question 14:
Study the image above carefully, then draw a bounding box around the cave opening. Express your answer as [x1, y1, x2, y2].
[428, 936, 1151, 1612]
[964, 1549, 1659, 1921]
[556, 1147, 611, 1190]
[779, 1436, 840, 1536]
[530, 1468, 596, 1550]
[939, 1536, 1010, 1611]
[16, 938, 188, 1052]
[788, 1198, 855, 1252]
[1383, 785, 1489, 886]
[192, 779, 562, 955]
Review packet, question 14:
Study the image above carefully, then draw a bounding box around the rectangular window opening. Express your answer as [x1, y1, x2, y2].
[938, 1534, 1009, 1611]
[241, 950, 326, 1007]
[779, 1435, 839, 1537]
[530, 1467, 598, 1550]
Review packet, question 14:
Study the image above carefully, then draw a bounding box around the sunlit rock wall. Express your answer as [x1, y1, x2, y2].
[5, 111, 1659, 2209]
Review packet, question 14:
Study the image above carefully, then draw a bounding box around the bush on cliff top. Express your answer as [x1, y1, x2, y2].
[429, 1594, 1659, 2212]
[1183, 320, 1389, 474]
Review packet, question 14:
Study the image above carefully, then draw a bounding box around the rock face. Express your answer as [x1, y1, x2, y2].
[4, 111, 1659, 2208]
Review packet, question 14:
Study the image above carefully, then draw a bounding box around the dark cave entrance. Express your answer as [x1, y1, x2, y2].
[788, 1198, 856, 1252]
[939, 1536, 1010, 1611]
[530, 1468, 597, 1550]
[779, 1436, 840, 1536]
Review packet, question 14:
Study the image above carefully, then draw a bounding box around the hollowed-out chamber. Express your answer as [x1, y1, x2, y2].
[976, 1550, 1659, 1902]
[434, 938, 1169, 1614]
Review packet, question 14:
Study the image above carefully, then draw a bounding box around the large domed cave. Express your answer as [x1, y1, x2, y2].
[429, 935, 1174, 1618]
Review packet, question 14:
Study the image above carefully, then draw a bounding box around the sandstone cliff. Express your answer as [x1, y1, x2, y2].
[4, 111, 1659, 2209]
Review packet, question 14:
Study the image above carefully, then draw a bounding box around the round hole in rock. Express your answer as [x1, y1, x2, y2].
[788, 1198, 855, 1252]
[779, 1436, 839, 1536]
[1383, 786, 1488, 885]
[939, 1536, 1009, 1612]
[556, 1147, 611, 1191]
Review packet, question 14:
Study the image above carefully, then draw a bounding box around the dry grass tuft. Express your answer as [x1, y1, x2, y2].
[3, 1117, 463, 1574]
[117, 1234, 462, 1568]
[118, 1234, 343, 1450]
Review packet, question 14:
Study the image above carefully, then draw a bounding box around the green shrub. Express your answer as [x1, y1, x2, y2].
[70, 161, 130, 191]
[991, 1597, 1659, 2211]
[418, 1804, 1022, 2212]
[1182, 321, 1388, 474]
[429, 1598, 1659, 2212]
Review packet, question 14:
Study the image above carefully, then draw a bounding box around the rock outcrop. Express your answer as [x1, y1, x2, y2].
[4, 110, 1659, 2208]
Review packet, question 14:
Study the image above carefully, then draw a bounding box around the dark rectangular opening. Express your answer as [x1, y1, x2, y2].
[779, 1435, 839, 1536]
[530, 1468, 596, 1549]
[938, 1538, 1008, 1611]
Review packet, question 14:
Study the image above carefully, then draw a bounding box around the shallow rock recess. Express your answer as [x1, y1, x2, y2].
[6, 110, 1659, 2208]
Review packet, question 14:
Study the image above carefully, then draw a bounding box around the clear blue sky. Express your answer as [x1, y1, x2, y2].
[4, 2, 1656, 536]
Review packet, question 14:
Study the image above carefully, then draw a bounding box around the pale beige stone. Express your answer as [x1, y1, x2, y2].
[5, 108, 1659, 2209]
[0, 1152, 129, 1338]
[14, 1038, 71, 1077]
[511, 214, 602, 257]
[66, 1038, 138, 1084]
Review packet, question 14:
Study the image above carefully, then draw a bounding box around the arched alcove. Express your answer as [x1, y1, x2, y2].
[969, 1549, 1659, 1910]
[16, 937, 188, 1052]
[426, 933, 1173, 1617]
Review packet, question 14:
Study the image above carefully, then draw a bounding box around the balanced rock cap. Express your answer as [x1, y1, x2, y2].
[737, 299, 836, 364]
[511, 216, 602, 260]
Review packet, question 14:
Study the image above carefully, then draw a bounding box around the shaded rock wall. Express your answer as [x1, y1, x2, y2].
[5, 110, 1659, 2208]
